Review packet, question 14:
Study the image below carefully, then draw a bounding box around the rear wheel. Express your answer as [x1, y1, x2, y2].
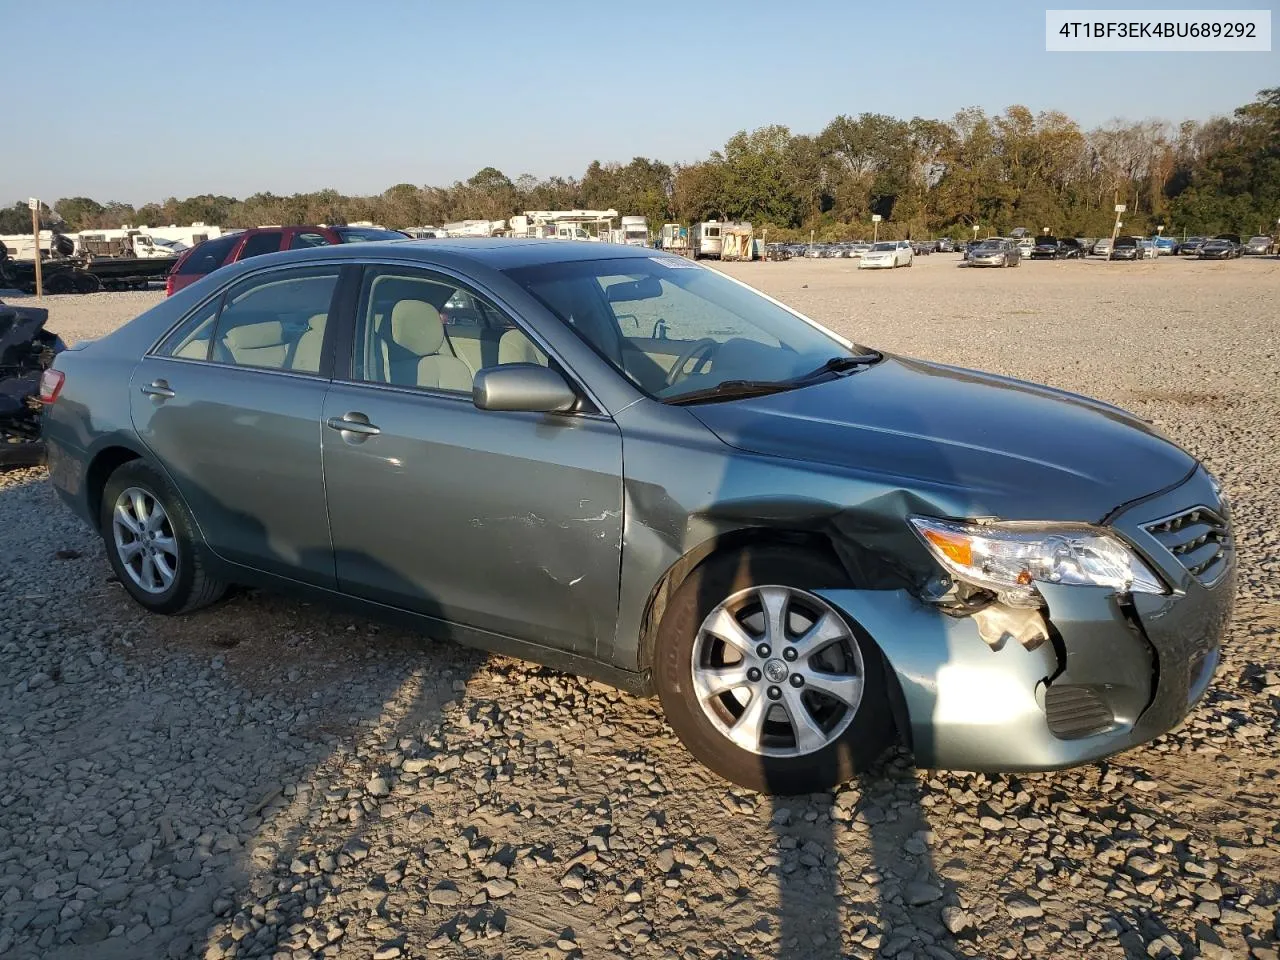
[73, 272, 102, 293]
[654, 548, 894, 794]
[100, 460, 227, 614]
[44, 273, 75, 295]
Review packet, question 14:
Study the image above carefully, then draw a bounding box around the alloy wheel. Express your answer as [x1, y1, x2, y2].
[112, 487, 178, 594]
[690, 585, 865, 758]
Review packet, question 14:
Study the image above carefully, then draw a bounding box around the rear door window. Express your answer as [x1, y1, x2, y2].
[177, 234, 239, 275]
[158, 267, 340, 373]
[237, 231, 284, 260]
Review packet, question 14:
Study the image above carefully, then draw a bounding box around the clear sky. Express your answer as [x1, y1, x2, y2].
[5, 0, 1277, 205]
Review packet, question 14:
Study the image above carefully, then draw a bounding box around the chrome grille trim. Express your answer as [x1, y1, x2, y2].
[1145, 506, 1231, 586]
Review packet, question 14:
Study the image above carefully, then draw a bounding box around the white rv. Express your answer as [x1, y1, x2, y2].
[693, 220, 724, 258]
[619, 215, 650, 246]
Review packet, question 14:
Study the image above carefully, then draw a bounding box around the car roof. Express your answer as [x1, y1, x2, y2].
[317, 239, 660, 268]
[228, 238, 664, 272]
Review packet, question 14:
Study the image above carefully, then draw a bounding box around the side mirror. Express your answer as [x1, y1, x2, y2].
[473, 364, 578, 414]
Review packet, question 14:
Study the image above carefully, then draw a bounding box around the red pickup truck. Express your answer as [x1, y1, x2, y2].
[165, 224, 408, 296]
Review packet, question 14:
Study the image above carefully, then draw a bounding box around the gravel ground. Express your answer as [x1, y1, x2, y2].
[1, 253, 1278, 960]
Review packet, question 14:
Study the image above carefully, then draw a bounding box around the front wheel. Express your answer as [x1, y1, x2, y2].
[100, 460, 227, 614]
[654, 548, 894, 794]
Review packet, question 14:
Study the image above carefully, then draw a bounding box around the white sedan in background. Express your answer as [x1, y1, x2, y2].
[858, 240, 914, 269]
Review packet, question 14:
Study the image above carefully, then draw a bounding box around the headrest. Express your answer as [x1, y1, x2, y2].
[390, 300, 444, 356]
[222, 320, 284, 349]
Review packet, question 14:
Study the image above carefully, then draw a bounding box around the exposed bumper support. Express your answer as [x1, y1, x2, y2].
[820, 570, 1230, 772]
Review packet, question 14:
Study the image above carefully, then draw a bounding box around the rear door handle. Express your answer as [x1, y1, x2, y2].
[141, 380, 175, 399]
[325, 413, 381, 437]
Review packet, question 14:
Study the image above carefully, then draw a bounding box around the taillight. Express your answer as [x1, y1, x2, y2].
[38, 368, 65, 404]
[165, 273, 175, 297]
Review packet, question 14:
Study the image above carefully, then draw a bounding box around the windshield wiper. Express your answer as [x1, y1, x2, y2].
[665, 379, 796, 406]
[665, 352, 883, 406]
[795, 351, 883, 380]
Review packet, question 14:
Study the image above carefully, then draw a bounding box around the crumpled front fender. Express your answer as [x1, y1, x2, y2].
[816, 587, 1168, 772]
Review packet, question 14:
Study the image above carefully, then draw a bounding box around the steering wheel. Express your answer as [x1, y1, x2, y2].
[665, 338, 719, 387]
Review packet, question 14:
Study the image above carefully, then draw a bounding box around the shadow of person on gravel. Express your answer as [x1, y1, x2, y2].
[688, 547, 980, 959]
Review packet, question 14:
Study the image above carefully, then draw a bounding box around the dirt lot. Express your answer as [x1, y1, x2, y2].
[1, 253, 1278, 960]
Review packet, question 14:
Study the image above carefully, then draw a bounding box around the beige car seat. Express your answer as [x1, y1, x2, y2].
[497, 328, 548, 366]
[384, 299, 474, 391]
[290, 314, 327, 373]
[220, 320, 289, 368]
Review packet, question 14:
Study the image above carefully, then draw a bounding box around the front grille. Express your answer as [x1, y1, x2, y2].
[1145, 506, 1231, 586]
[1045, 685, 1115, 739]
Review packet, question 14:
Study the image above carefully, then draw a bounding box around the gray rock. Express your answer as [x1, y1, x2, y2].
[428, 882, 461, 906]
[907, 882, 944, 905]
[941, 907, 973, 934]
[1005, 894, 1044, 920]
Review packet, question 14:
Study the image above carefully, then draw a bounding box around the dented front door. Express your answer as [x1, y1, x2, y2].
[320, 382, 623, 655]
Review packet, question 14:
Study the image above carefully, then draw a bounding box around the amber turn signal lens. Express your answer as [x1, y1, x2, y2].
[921, 528, 973, 567]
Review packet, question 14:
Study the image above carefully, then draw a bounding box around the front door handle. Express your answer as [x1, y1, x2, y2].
[141, 380, 175, 399]
[325, 413, 381, 437]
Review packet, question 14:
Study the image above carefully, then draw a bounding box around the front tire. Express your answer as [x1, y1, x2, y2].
[654, 548, 894, 794]
[100, 460, 227, 614]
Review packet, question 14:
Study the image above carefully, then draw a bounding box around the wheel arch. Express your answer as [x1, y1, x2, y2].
[634, 526, 912, 747]
[85, 443, 146, 529]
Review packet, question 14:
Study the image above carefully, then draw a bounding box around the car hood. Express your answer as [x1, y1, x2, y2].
[687, 355, 1196, 522]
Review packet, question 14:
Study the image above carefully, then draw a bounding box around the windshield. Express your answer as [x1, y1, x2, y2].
[503, 256, 865, 401]
[335, 228, 407, 243]
[870, 242, 895, 251]
[976, 240, 1003, 250]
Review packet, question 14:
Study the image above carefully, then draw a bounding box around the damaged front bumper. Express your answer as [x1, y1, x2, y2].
[818, 465, 1234, 772]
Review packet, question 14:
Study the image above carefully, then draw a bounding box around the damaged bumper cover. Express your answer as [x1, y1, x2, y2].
[818, 465, 1234, 772]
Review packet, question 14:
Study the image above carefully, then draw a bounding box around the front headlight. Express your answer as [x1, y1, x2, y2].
[910, 517, 1166, 606]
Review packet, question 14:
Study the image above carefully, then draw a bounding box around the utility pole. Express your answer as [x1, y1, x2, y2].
[29, 198, 42, 298]
[1109, 202, 1126, 259]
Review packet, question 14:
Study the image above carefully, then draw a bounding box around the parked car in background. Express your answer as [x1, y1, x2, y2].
[1138, 239, 1159, 260]
[937, 238, 956, 253]
[1031, 236, 1086, 260]
[1216, 234, 1243, 257]
[1016, 238, 1035, 259]
[166, 224, 409, 295]
[1151, 236, 1177, 255]
[1109, 237, 1141, 261]
[1092, 237, 1113, 258]
[1178, 237, 1207, 256]
[858, 240, 914, 269]
[1198, 237, 1241, 260]
[1243, 235, 1276, 255]
[964, 238, 1021, 267]
[41, 239, 1234, 794]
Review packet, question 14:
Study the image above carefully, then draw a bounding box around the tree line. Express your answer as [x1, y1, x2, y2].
[4, 88, 1276, 243]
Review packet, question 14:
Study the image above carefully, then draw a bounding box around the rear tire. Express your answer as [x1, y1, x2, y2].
[73, 272, 102, 293]
[100, 460, 227, 614]
[654, 547, 895, 794]
[45, 274, 75, 295]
